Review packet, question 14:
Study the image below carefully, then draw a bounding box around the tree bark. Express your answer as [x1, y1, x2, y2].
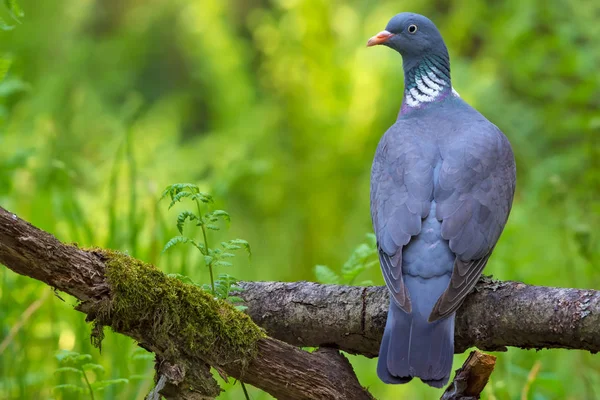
[1, 206, 599, 399]
[237, 280, 600, 356]
[441, 350, 497, 400]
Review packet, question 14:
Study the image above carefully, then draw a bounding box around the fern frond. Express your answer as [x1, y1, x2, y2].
[176, 211, 198, 234]
[162, 236, 191, 253]
[228, 239, 251, 257]
[168, 191, 193, 209]
[191, 192, 213, 204]
[211, 210, 230, 222]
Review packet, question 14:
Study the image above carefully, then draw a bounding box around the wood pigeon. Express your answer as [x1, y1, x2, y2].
[368, 13, 516, 388]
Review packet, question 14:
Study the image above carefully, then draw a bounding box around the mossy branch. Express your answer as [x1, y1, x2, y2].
[0, 207, 372, 400]
[87, 249, 263, 365]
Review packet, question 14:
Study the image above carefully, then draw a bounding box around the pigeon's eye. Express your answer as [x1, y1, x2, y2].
[407, 24, 418, 34]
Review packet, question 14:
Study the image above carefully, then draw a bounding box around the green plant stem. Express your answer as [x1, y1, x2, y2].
[241, 381, 250, 400]
[196, 199, 215, 295]
[80, 367, 95, 400]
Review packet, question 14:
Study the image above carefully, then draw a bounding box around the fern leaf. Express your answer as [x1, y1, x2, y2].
[168, 191, 192, 209]
[191, 192, 213, 204]
[314, 265, 340, 284]
[229, 239, 251, 257]
[91, 378, 129, 391]
[214, 260, 233, 268]
[82, 363, 105, 374]
[176, 211, 197, 234]
[75, 354, 92, 363]
[131, 348, 154, 361]
[341, 236, 377, 283]
[54, 367, 83, 376]
[53, 384, 86, 394]
[211, 210, 230, 222]
[191, 241, 206, 255]
[162, 236, 190, 253]
[161, 183, 198, 201]
[167, 273, 195, 285]
[227, 296, 244, 304]
[55, 349, 80, 363]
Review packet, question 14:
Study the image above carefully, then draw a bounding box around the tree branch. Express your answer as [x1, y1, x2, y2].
[1, 206, 599, 399]
[237, 279, 600, 357]
[0, 207, 372, 400]
[441, 350, 496, 400]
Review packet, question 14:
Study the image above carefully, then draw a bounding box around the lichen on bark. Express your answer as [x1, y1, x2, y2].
[85, 248, 265, 368]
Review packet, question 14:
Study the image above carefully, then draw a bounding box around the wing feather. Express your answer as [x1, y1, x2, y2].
[429, 123, 516, 322]
[371, 126, 435, 313]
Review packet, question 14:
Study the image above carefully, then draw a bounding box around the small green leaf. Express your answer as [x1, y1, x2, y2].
[201, 283, 213, 292]
[235, 305, 248, 312]
[203, 255, 213, 265]
[161, 183, 199, 198]
[206, 224, 219, 230]
[340, 234, 378, 284]
[131, 348, 154, 361]
[55, 349, 80, 363]
[227, 296, 244, 304]
[168, 191, 193, 208]
[222, 242, 241, 250]
[176, 211, 197, 234]
[162, 236, 190, 253]
[366, 233, 377, 246]
[229, 284, 243, 292]
[53, 384, 86, 394]
[314, 265, 340, 284]
[91, 378, 129, 391]
[212, 210, 231, 222]
[82, 363, 105, 374]
[54, 367, 83, 376]
[214, 261, 233, 267]
[75, 354, 92, 363]
[167, 273, 196, 285]
[229, 239, 251, 257]
[191, 241, 207, 254]
[191, 192, 213, 204]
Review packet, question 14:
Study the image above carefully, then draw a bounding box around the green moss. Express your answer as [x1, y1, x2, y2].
[87, 248, 265, 367]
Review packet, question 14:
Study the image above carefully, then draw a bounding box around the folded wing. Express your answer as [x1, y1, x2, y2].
[429, 124, 516, 322]
[371, 128, 436, 313]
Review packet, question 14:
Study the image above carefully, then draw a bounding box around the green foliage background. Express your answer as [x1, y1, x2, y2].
[0, 0, 598, 399]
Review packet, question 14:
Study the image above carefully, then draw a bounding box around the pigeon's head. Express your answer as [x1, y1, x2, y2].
[367, 13, 448, 62]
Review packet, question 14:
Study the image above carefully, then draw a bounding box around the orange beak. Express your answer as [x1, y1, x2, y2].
[367, 30, 394, 47]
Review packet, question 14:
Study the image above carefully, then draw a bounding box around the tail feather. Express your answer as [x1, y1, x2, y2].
[377, 299, 455, 388]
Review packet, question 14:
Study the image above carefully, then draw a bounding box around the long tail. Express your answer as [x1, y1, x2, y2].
[377, 288, 455, 388]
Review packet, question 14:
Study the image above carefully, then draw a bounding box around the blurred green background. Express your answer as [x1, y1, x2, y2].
[1, 0, 599, 399]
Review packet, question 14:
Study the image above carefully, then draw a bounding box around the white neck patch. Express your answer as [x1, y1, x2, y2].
[404, 70, 459, 108]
